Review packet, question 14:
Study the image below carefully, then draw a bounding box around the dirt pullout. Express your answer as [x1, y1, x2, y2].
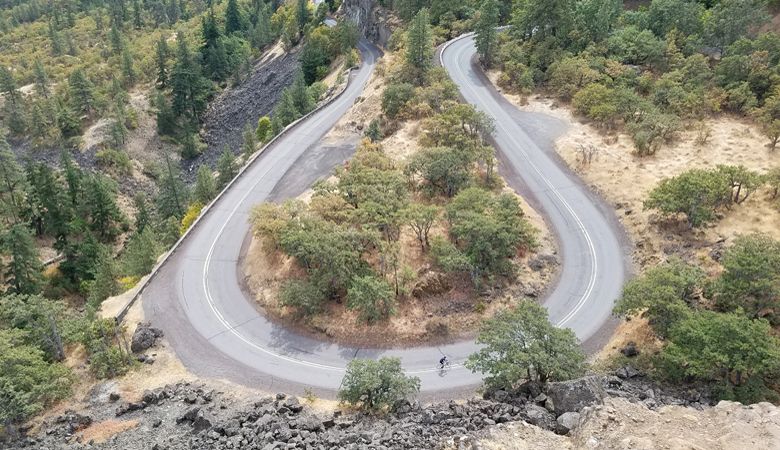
[197, 46, 301, 174]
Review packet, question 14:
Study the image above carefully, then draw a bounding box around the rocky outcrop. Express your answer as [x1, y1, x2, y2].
[545, 376, 606, 416]
[130, 322, 164, 353]
[340, 0, 395, 47]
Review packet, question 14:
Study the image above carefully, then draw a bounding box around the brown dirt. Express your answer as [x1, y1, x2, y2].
[77, 419, 139, 444]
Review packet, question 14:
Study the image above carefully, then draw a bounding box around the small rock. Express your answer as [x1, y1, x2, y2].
[615, 366, 641, 379]
[556, 412, 581, 434]
[620, 342, 639, 357]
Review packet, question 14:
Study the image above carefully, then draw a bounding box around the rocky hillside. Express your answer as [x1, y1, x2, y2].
[5, 368, 754, 450]
[476, 398, 780, 450]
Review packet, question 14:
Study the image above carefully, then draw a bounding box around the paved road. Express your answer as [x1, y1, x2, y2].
[143, 36, 627, 397]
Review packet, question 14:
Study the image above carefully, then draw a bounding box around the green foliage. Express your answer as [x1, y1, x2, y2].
[157, 153, 190, 219]
[643, 168, 732, 228]
[755, 90, 780, 150]
[338, 357, 421, 411]
[216, 147, 238, 188]
[714, 233, 780, 323]
[364, 118, 383, 142]
[512, 0, 573, 42]
[256, 115, 272, 143]
[121, 228, 162, 277]
[75, 318, 133, 379]
[466, 301, 586, 388]
[475, 0, 499, 67]
[0, 294, 68, 362]
[430, 235, 472, 273]
[661, 310, 780, 388]
[381, 82, 415, 119]
[0, 329, 71, 425]
[279, 279, 326, 316]
[446, 188, 536, 278]
[1, 224, 44, 295]
[194, 165, 217, 204]
[347, 275, 396, 323]
[613, 258, 704, 338]
[403, 9, 432, 85]
[68, 68, 95, 117]
[404, 203, 439, 250]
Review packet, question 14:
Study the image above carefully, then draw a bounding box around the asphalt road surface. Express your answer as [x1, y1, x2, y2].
[143, 36, 628, 397]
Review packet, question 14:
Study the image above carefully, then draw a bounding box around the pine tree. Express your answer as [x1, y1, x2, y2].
[404, 9, 432, 85]
[296, 0, 309, 36]
[171, 37, 211, 123]
[474, 0, 499, 68]
[0, 66, 26, 135]
[133, 192, 151, 233]
[216, 147, 237, 187]
[155, 91, 176, 136]
[25, 162, 70, 238]
[225, 0, 246, 34]
[48, 21, 63, 56]
[60, 150, 82, 209]
[194, 165, 217, 203]
[1, 224, 44, 295]
[68, 68, 96, 117]
[33, 60, 49, 98]
[132, 0, 143, 28]
[201, 8, 229, 80]
[109, 22, 123, 54]
[121, 48, 136, 87]
[155, 37, 169, 88]
[180, 129, 202, 159]
[290, 71, 313, 114]
[80, 174, 125, 242]
[250, 4, 272, 49]
[271, 90, 300, 133]
[157, 152, 189, 219]
[0, 136, 27, 226]
[241, 122, 257, 155]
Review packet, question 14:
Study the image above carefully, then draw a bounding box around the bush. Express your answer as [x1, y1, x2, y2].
[338, 357, 420, 411]
[279, 279, 326, 317]
[572, 83, 620, 127]
[179, 202, 204, 235]
[256, 115, 272, 142]
[346, 275, 396, 323]
[643, 168, 732, 228]
[381, 82, 415, 119]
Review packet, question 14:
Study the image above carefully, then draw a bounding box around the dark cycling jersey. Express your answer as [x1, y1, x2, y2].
[439, 357, 447, 366]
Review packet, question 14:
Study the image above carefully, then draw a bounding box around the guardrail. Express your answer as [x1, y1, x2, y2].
[114, 48, 367, 322]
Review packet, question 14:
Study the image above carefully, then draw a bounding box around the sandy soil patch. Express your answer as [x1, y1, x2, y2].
[77, 419, 139, 444]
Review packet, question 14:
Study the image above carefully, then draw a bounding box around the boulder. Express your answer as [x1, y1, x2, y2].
[620, 341, 639, 357]
[412, 272, 451, 298]
[545, 376, 605, 416]
[556, 412, 581, 434]
[524, 404, 556, 431]
[615, 366, 641, 379]
[130, 323, 164, 353]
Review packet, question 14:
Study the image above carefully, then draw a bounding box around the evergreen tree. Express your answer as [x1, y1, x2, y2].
[475, 0, 499, 68]
[194, 165, 217, 203]
[290, 71, 314, 114]
[403, 9, 432, 86]
[241, 122, 257, 155]
[25, 162, 70, 238]
[48, 21, 63, 56]
[250, 4, 273, 49]
[68, 69, 95, 117]
[180, 129, 202, 159]
[0, 66, 26, 135]
[216, 147, 237, 187]
[271, 90, 300, 133]
[155, 91, 176, 136]
[1, 225, 43, 295]
[296, 0, 309, 35]
[157, 152, 188, 219]
[225, 0, 246, 34]
[201, 9, 229, 80]
[132, 0, 143, 28]
[171, 37, 211, 123]
[60, 150, 82, 209]
[155, 37, 169, 88]
[32, 60, 49, 98]
[80, 175, 125, 242]
[120, 48, 136, 87]
[133, 193, 151, 234]
[0, 136, 26, 226]
[109, 22, 123, 54]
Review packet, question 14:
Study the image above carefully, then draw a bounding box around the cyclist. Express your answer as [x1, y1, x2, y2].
[439, 356, 448, 369]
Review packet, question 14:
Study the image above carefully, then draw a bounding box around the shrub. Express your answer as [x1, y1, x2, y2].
[381, 82, 415, 119]
[180, 202, 204, 235]
[279, 279, 326, 317]
[338, 357, 420, 411]
[346, 275, 396, 323]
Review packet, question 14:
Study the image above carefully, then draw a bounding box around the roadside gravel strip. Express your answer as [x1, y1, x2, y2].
[140, 36, 628, 398]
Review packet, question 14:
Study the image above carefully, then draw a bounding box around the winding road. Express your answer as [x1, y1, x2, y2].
[143, 35, 627, 396]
